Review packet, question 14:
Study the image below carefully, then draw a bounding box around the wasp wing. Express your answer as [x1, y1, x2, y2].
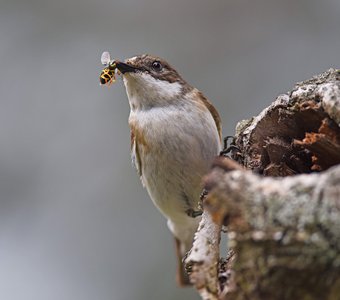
[101, 51, 111, 66]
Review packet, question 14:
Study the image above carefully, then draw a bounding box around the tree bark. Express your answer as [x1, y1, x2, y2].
[185, 69, 340, 300]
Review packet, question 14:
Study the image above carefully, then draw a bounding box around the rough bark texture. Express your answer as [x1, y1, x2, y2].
[204, 161, 340, 300]
[231, 68, 340, 175]
[185, 212, 221, 300]
[186, 69, 340, 300]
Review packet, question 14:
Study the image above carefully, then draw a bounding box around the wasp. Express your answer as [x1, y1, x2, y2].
[100, 51, 119, 86]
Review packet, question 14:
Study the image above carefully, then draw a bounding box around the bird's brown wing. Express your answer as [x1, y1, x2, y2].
[195, 90, 222, 142]
[130, 127, 143, 177]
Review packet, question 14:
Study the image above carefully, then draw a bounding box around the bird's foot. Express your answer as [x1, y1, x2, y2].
[223, 135, 235, 149]
[220, 145, 241, 156]
[186, 208, 203, 218]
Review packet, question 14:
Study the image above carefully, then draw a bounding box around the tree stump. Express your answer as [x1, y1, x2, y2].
[185, 69, 340, 300]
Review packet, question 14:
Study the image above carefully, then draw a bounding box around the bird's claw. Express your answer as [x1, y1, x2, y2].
[220, 145, 241, 156]
[186, 209, 203, 218]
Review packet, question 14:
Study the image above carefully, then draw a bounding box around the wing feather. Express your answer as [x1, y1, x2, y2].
[196, 90, 222, 142]
[130, 127, 142, 178]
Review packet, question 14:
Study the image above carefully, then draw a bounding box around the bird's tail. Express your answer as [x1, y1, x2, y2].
[174, 237, 191, 286]
[168, 217, 200, 286]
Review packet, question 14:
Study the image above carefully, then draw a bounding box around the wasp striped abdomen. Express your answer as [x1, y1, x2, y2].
[100, 67, 116, 85]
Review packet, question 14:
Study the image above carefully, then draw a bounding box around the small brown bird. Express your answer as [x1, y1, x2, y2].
[114, 54, 222, 285]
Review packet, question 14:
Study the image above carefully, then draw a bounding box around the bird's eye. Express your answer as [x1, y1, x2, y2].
[151, 61, 162, 71]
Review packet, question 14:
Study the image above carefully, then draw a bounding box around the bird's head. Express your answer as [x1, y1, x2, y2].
[115, 54, 192, 109]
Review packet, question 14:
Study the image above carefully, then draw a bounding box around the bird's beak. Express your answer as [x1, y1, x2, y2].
[115, 61, 140, 74]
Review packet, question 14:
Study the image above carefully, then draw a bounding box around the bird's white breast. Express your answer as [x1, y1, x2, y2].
[129, 99, 220, 222]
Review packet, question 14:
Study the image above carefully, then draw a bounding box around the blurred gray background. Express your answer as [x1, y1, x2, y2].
[0, 0, 339, 299]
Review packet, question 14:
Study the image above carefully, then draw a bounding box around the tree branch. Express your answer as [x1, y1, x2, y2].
[185, 211, 221, 300]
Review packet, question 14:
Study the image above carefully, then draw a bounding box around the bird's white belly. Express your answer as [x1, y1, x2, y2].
[130, 103, 221, 225]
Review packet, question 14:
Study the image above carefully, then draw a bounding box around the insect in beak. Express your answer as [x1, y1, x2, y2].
[99, 51, 120, 87]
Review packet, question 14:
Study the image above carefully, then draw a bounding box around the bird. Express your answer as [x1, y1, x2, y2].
[114, 54, 222, 285]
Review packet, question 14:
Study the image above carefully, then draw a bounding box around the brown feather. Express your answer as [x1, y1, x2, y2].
[175, 238, 191, 286]
[129, 122, 147, 177]
[191, 89, 222, 142]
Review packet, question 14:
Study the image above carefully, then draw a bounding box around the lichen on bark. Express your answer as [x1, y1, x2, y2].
[186, 69, 340, 300]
